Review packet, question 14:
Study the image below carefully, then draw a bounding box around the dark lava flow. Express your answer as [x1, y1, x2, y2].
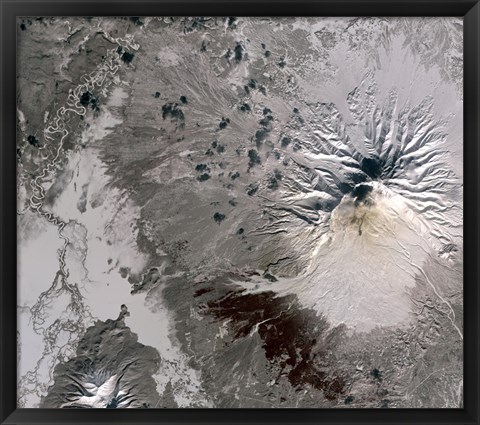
[197, 285, 346, 401]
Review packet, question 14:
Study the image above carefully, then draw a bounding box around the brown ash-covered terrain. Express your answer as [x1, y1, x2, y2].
[17, 17, 463, 408]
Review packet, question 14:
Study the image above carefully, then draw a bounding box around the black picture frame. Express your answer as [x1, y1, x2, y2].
[1, 1, 478, 424]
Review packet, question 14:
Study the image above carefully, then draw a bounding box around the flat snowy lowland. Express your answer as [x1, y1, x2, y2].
[16, 17, 463, 408]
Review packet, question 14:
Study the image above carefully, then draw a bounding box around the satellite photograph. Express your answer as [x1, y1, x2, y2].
[17, 16, 463, 408]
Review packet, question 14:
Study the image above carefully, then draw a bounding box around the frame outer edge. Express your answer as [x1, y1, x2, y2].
[464, 1, 480, 425]
[2, 1, 480, 425]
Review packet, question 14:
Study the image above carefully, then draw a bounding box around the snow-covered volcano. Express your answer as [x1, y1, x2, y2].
[239, 75, 462, 334]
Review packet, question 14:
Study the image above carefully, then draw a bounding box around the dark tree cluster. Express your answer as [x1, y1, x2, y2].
[179, 96, 188, 104]
[213, 212, 226, 223]
[218, 117, 230, 129]
[277, 56, 287, 68]
[244, 78, 266, 95]
[197, 173, 210, 182]
[162, 103, 185, 121]
[195, 163, 209, 172]
[267, 175, 279, 190]
[234, 43, 244, 62]
[267, 169, 283, 190]
[281, 136, 291, 147]
[239, 103, 251, 112]
[247, 149, 261, 168]
[184, 17, 210, 33]
[246, 183, 259, 196]
[27, 135, 40, 147]
[254, 109, 274, 146]
[79, 91, 100, 111]
[260, 42, 271, 57]
[121, 51, 135, 64]
[370, 368, 382, 380]
[226, 17, 237, 28]
[129, 17, 144, 26]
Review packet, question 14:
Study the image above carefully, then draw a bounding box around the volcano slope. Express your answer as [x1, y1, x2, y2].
[17, 17, 463, 408]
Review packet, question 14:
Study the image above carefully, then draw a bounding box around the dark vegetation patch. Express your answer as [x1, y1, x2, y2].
[246, 183, 259, 196]
[237, 227, 244, 235]
[27, 135, 40, 147]
[240, 103, 251, 112]
[234, 43, 244, 62]
[79, 91, 99, 111]
[121, 51, 135, 64]
[255, 128, 269, 144]
[213, 212, 226, 223]
[20, 23, 26, 31]
[254, 109, 274, 145]
[370, 368, 382, 380]
[230, 171, 240, 180]
[216, 144, 225, 153]
[267, 170, 282, 190]
[259, 115, 274, 127]
[197, 173, 210, 182]
[227, 17, 237, 28]
[277, 56, 287, 68]
[265, 50, 271, 58]
[247, 149, 261, 168]
[179, 96, 188, 104]
[219, 117, 230, 129]
[205, 289, 346, 399]
[154, 91, 161, 98]
[184, 17, 211, 33]
[267, 177, 278, 190]
[195, 163, 208, 172]
[162, 103, 185, 121]
[129, 17, 144, 26]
